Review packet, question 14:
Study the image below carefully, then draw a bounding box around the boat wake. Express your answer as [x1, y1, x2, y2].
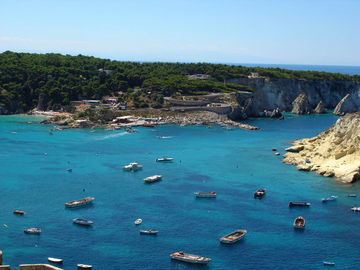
[95, 132, 128, 140]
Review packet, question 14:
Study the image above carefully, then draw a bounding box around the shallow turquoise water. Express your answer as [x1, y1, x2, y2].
[1, 114, 360, 269]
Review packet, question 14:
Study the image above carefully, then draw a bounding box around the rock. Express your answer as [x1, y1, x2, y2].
[333, 94, 358, 115]
[314, 100, 327, 114]
[351, 173, 360, 183]
[279, 115, 284, 120]
[272, 148, 277, 151]
[275, 152, 280, 156]
[323, 171, 335, 177]
[291, 92, 312, 114]
[270, 108, 283, 118]
[285, 145, 304, 153]
[263, 110, 271, 118]
[297, 164, 312, 171]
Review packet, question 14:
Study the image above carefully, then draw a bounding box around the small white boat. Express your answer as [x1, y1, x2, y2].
[144, 175, 162, 183]
[135, 218, 142, 225]
[73, 218, 94, 226]
[351, 207, 360, 212]
[170, 251, 211, 264]
[48, 257, 63, 264]
[123, 162, 143, 171]
[220, 229, 247, 244]
[322, 195, 338, 202]
[194, 192, 216, 198]
[156, 157, 174, 162]
[24, 228, 41, 234]
[293, 216, 305, 229]
[140, 229, 158, 235]
[65, 197, 94, 208]
[323, 261, 335, 266]
[77, 264, 92, 269]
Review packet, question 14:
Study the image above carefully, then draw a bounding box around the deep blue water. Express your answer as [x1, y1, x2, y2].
[232, 63, 360, 76]
[1, 114, 360, 269]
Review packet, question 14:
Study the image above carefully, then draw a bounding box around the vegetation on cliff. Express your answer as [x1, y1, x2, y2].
[0, 51, 359, 113]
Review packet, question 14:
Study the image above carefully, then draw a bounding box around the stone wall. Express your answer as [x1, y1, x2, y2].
[19, 264, 63, 270]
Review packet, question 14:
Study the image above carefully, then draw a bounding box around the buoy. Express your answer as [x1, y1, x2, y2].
[3, 224, 7, 228]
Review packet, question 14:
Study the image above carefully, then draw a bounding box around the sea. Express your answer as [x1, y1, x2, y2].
[1, 113, 360, 270]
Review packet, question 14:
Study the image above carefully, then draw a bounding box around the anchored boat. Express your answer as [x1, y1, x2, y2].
[170, 251, 211, 264]
[254, 189, 266, 198]
[73, 218, 93, 226]
[220, 229, 247, 244]
[144, 175, 162, 183]
[348, 194, 357, 197]
[65, 197, 94, 208]
[156, 157, 174, 162]
[194, 192, 216, 198]
[123, 162, 143, 171]
[135, 218, 142, 225]
[24, 228, 41, 234]
[140, 229, 158, 235]
[293, 216, 305, 229]
[289, 201, 311, 207]
[77, 264, 92, 269]
[48, 257, 63, 264]
[323, 261, 335, 266]
[13, 210, 25, 215]
[322, 195, 338, 202]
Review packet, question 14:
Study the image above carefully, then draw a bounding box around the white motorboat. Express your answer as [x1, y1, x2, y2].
[73, 218, 94, 226]
[65, 197, 94, 208]
[77, 264, 92, 269]
[123, 162, 143, 171]
[144, 175, 162, 183]
[135, 218, 142, 225]
[194, 192, 216, 198]
[24, 228, 41, 234]
[48, 257, 63, 264]
[170, 251, 211, 264]
[156, 157, 174, 162]
[220, 229, 247, 244]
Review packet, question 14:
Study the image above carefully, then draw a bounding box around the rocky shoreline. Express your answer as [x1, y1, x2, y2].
[40, 110, 260, 131]
[283, 112, 360, 183]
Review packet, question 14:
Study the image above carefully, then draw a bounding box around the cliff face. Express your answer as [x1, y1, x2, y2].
[283, 112, 360, 183]
[228, 77, 360, 113]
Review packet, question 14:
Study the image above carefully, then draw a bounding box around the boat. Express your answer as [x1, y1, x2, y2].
[66, 168, 72, 172]
[194, 192, 216, 198]
[323, 261, 335, 266]
[289, 201, 311, 207]
[322, 195, 338, 202]
[144, 175, 162, 183]
[170, 251, 211, 264]
[348, 194, 357, 197]
[126, 128, 137, 133]
[73, 218, 94, 226]
[77, 264, 92, 269]
[65, 197, 95, 208]
[293, 216, 305, 229]
[140, 229, 158, 235]
[48, 257, 63, 264]
[156, 157, 174, 162]
[220, 229, 247, 244]
[254, 189, 266, 198]
[135, 218, 142, 225]
[24, 228, 41, 234]
[351, 207, 360, 212]
[122, 162, 143, 171]
[143, 123, 155, 128]
[13, 210, 25, 215]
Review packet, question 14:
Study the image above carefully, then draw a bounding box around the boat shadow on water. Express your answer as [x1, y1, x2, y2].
[170, 260, 210, 269]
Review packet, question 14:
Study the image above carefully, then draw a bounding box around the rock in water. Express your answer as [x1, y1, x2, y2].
[270, 108, 283, 118]
[283, 112, 360, 183]
[291, 92, 312, 114]
[314, 101, 327, 114]
[333, 94, 358, 116]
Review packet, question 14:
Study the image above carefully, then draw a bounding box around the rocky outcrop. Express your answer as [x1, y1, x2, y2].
[228, 92, 258, 120]
[314, 101, 327, 114]
[283, 112, 360, 183]
[333, 94, 358, 115]
[228, 77, 360, 113]
[291, 92, 312, 114]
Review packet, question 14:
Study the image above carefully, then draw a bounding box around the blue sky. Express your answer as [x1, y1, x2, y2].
[1, 0, 359, 65]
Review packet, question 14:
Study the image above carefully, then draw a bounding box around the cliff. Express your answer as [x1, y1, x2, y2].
[228, 77, 360, 114]
[283, 113, 360, 183]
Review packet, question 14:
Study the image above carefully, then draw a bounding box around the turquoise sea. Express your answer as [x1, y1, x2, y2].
[1, 114, 360, 269]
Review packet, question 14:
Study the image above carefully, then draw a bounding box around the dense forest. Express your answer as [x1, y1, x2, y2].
[0, 51, 359, 113]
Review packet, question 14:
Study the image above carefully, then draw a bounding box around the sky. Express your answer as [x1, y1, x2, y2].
[1, 0, 359, 65]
